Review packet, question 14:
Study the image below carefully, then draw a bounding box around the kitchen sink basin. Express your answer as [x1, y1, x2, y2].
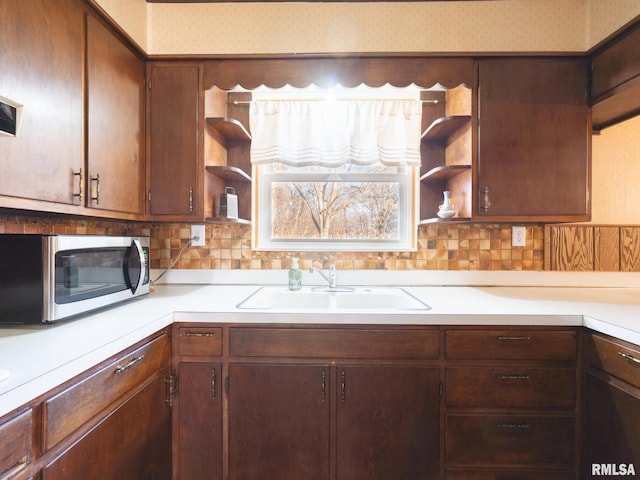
[236, 286, 431, 311]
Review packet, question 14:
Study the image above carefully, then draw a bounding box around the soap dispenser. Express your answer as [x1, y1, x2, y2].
[288, 257, 302, 291]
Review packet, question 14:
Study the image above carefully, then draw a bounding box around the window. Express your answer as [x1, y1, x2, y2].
[249, 85, 421, 252]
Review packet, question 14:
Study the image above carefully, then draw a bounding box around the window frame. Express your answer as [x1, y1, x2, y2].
[252, 164, 419, 252]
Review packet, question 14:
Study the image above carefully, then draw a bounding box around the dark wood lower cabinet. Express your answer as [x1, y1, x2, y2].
[336, 365, 440, 480]
[175, 362, 222, 480]
[228, 364, 331, 480]
[226, 363, 440, 480]
[43, 372, 171, 479]
[445, 414, 575, 467]
[445, 470, 574, 480]
[583, 371, 640, 477]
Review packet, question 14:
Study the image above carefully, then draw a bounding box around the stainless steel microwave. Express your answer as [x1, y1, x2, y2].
[0, 234, 150, 324]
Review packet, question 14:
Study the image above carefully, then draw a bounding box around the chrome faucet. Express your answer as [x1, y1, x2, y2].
[309, 264, 338, 289]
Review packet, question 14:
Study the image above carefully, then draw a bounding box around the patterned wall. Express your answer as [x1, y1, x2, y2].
[0, 213, 544, 272]
[93, 0, 640, 56]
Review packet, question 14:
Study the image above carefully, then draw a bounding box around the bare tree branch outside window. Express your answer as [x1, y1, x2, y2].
[271, 181, 400, 240]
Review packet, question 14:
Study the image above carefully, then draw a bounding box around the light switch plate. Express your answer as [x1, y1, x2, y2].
[512, 226, 526, 247]
[191, 225, 206, 246]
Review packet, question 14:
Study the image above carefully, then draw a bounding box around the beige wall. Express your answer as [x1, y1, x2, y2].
[591, 115, 640, 224]
[91, 0, 148, 51]
[94, 0, 639, 56]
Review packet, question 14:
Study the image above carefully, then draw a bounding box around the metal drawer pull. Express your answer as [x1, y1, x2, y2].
[114, 354, 145, 374]
[498, 374, 531, 381]
[483, 186, 491, 212]
[497, 336, 531, 341]
[90, 173, 100, 204]
[497, 422, 531, 430]
[184, 332, 215, 337]
[618, 351, 640, 365]
[0, 455, 29, 480]
[72, 168, 83, 203]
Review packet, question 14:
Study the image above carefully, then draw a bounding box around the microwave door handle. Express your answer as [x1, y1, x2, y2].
[124, 240, 146, 294]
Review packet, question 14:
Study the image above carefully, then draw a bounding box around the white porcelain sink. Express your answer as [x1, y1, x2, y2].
[237, 286, 431, 311]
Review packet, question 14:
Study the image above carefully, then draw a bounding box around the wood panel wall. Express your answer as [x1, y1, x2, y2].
[545, 224, 640, 271]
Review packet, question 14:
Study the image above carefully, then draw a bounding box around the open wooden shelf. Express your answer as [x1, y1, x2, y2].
[205, 217, 251, 224]
[419, 217, 471, 225]
[206, 117, 251, 141]
[421, 115, 471, 143]
[205, 165, 251, 182]
[420, 165, 471, 183]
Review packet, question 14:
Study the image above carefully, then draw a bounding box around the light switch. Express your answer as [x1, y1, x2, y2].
[512, 226, 526, 247]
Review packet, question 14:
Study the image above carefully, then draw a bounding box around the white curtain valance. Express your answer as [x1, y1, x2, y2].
[249, 99, 422, 167]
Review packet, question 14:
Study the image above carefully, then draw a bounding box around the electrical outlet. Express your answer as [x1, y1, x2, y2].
[512, 226, 526, 247]
[191, 225, 206, 246]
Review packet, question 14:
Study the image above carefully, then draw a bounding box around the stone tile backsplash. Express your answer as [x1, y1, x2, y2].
[0, 212, 544, 271]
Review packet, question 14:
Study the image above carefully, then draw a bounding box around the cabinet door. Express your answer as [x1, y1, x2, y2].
[0, 409, 33, 479]
[86, 14, 145, 217]
[176, 362, 222, 480]
[228, 364, 331, 480]
[148, 63, 201, 218]
[583, 372, 640, 475]
[477, 59, 590, 220]
[336, 365, 440, 480]
[0, 0, 84, 208]
[43, 371, 171, 480]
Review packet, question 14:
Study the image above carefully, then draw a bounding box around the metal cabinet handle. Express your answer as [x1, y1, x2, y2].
[341, 369, 346, 402]
[497, 374, 531, 381]
[497, 336, 531, 341]
[90, 173, 100, 204]
[618, 351, 640, 365]
[483, 186, 491, 212]
[189, 187, 193, 212]
[0, 455, 29, 480]
[321, 369, 326, 402]
[165, 376, 175, 407]
[497, 422, 531, 430]
[184, 332, 215, 337]
[72, 168, 83, 203]
[114, 354, 144, 374]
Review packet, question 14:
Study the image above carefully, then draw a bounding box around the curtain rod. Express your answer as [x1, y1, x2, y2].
[232, 99, 438, 105]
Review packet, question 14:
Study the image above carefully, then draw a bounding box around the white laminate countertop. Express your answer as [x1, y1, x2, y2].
[1, 278, 640, 419]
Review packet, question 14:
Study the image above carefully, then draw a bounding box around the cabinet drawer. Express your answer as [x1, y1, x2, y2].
[44, 333, 170, 449]
[446, 469, 574, 480]
[446, 366, 576, 408]
[586, 333, 640, 389]
[229, 327, 439, 359]
[446, 414, 575, 467]
[445, 330, 576, 361]
[0, 409, 32, 479]
[177, 326, 222, 356]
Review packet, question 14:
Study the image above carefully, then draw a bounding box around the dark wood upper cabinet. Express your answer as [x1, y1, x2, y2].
[476, 58, 591, 221]
[590, 22, 640, 131]
[87, 14, 146, 218]
[0, 0, 84, 210]
[148, 62, 203, 219]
